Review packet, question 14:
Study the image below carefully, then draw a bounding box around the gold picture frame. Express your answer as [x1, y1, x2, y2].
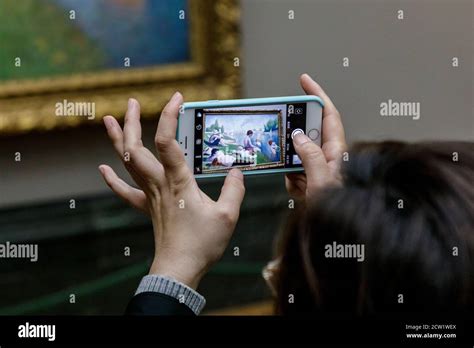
[0, 0, 241, 135]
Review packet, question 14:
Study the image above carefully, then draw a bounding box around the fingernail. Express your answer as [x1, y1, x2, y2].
[98, 165, 106, 175]
[172, 91, 181, 100]
[293, 132, 310, 146]
[128, 98, 136, 109]
[229, 169, 243, 180]
[103, 117, 113, 129]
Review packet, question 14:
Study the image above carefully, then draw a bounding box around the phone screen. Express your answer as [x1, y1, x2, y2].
[193, 103, 307, 174]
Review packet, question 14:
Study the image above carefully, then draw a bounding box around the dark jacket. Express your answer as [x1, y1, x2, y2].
[125, 292, 195, 316]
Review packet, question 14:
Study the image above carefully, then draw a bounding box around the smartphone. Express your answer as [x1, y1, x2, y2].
[177, 96, 324, 178]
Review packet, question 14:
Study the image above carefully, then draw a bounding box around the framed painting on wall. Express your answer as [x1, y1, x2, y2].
[0, 0, 241, 134]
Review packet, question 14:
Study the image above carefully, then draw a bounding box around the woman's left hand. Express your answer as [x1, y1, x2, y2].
[99, 92, 246, 289]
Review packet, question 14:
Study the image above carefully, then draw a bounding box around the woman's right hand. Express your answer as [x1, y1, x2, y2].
[285, 74, 347, 201]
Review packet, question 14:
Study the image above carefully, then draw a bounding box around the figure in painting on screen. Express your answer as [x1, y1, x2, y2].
[243, 130, 261, 154]
[268, 140, 280, 160]
[204, 130, 224, 147]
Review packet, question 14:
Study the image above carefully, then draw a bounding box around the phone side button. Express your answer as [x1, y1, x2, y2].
[308, 128, 320, 140]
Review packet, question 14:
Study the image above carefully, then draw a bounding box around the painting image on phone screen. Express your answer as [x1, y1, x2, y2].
[201, 109, 284, 173]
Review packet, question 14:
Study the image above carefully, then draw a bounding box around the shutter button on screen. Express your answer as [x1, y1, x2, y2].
[308, 128, 320, 140]
[291, 128, 304, 139]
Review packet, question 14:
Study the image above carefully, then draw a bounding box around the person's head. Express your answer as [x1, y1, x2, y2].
[247, 130, 253, 136]
[274, 141, 474, 315]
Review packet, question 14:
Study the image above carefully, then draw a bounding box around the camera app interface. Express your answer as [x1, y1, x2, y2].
[193, 103, 307, 174]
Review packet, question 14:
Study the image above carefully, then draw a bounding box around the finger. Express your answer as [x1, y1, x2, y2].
[104, 114, 164, 191]
[217, 169, 246, 220]
[98, 164, 149, 215]
[292, 133, 332, 190]
[300, 73, 338, 115]
[122, 98, 165, 188]
[155, 92, 189, 177]
[285, 173, 306, 199]
[300, 74, 346, 149]
[123, 98, 143, 153]
[103, 115, 124, 158]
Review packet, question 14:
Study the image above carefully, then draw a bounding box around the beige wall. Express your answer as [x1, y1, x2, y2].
[241, 0, 473, 143]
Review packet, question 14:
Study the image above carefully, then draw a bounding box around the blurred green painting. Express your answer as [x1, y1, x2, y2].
[0, 0, 190, 81]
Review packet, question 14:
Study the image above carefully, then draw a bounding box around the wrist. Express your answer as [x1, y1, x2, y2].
[149, 256, 205, 290]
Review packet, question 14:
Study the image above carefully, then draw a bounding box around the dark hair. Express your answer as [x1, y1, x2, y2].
[247, 130, 253, 135]
[275, 141, 474, 315]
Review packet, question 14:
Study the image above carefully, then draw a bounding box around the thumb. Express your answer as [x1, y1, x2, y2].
[217, 169, 246, 221]
[293, 132, 331, 190]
